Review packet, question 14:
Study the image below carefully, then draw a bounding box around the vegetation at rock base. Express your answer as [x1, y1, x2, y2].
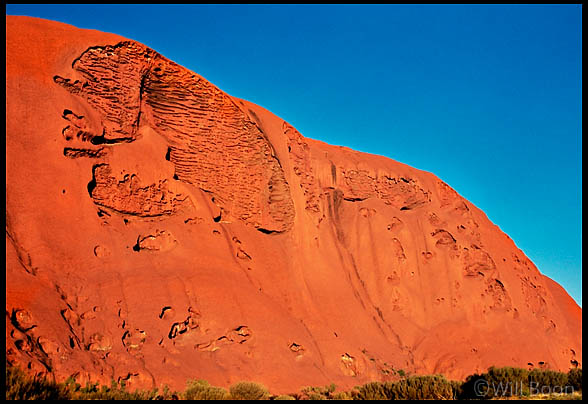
[5, 365, 69, 400]
[229, 381, 270, 400]
[352, 375, 459, 400]
[459, 366, 582, 399]
[567, 368, 582, 392]
[184, 379, 228, 400]
[5, 365, 160, 400]
[5, 363, 582, 400]
[299, 383, 337, 400]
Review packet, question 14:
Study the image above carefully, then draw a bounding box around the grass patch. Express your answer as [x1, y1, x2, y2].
[5, 363, 582, 400]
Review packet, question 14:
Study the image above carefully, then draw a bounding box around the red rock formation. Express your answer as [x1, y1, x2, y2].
[6, 16, 582, 394]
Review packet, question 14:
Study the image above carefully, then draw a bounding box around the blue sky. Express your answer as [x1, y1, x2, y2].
[6, 5, 582, 306]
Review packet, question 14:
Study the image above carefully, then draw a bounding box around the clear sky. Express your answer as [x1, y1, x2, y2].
[6, 4, 582, 306]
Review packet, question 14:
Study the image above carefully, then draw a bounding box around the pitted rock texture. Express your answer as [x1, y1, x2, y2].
[89, 164, 188, 217]
[55, 41, 295, 232]
[340, 169, 430, 209]
[55, 42, 148, 142]
[6, 16, 582, 396]
[284, 122, 322, 213]
[133, 230, 177, 252]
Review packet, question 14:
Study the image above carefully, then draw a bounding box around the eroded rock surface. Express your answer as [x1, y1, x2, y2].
[6, 16, 582, 396]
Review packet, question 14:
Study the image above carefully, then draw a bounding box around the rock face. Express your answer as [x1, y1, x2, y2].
[6, 16, 582, 394]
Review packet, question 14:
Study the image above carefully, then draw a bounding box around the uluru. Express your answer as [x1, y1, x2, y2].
[5, 15, 582, 396]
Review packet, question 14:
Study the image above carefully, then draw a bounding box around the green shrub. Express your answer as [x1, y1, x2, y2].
[229, 381, 270, 400]
[332, 390, 353, 400]
[528, 368, 568, 394]
[352, 375, 457, 400]
[459, 366, 578, 399]
[568, 368, 582, 392]
[6, 361, 581, 401]
[489, 366, 529, 385]
[459, 367, 529, 399]
[61, 375, 159, 400]
[77, 381, 159, 400]
[184, 379, 229, 400]
[157, 384, 179, 400]
[394, 375, 457, 400]
[5, 365, 160, 400]
[485, 366, 529, 398]
[5, 365, 69, 400]
[300, 383, 336, 400]
[351, 381, 391, 400]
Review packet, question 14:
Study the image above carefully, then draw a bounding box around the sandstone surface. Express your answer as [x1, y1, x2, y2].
[6, 16, 582, 394]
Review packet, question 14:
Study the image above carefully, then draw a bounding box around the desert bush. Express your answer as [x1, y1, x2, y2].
[567, 368, 582, 392]
[75, 380, 159, 400]
[331, 390, 353, 400]
[459, 367, 529, 399]
[184, 379, 229, 400]
[300, 383, 336, 400]
[7, 361, 580, 401]
[488, 366, 528, 386]
[459, 366, 577, 399]
[352, 375, 456, 400]
[156, 384, 179, 400]
[528, 368, 568, 394]
[393, 375, 457, 400]
[229, 381, 270, 400]
[5, 364, 162, 400]
[351, 381, 391, 400]
[484, 366, 529, 398]
[5, 365, 70, 400]
[59, 375, 159, 400]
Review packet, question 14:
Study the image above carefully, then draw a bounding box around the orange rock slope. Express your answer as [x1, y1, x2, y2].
[6, 16, 582, 394]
